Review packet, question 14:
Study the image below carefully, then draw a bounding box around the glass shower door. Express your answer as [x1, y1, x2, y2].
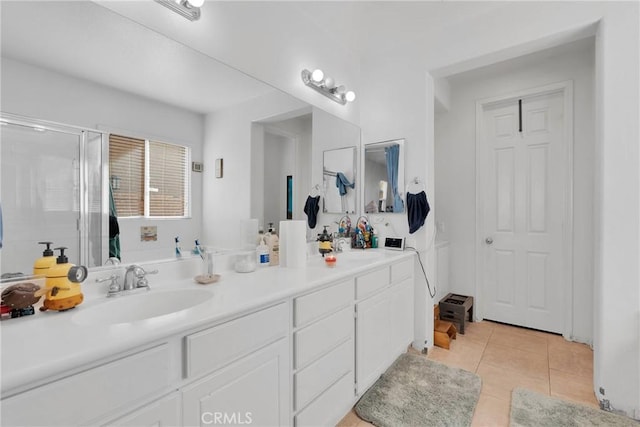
[1, 122, 82, 275]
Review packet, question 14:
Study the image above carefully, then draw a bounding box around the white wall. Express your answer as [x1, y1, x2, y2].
[1, 58, 205, 264]
[263, 132, 294, 229]
[263, 114, 312, 226]
[204, 90, 308, 249]
[592, 4, 640, 416]
[358, 56, 435, 350]
[435, 40, 596, 343]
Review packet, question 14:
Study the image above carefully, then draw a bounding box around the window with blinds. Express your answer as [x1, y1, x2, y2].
[149, 140, 188, 217]
[109, 134, 189, 218]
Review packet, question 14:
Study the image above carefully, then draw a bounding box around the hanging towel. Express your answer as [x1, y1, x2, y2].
[109, 183, 121, 260]
[406, 191, 430, 234]
[304, 195, 321, 229]
[336, 172, 355, 196]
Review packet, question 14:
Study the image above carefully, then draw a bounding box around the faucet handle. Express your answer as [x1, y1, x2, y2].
[97, 275, 121, 295]
[96, 274, 118, 284]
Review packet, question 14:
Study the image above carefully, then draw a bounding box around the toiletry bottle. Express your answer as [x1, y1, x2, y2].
[33, 241, 56, 276]
[37, 247, 87, 312]
[268, 226, 279, 266]
[256, 236, 269, 267]
[193, 239, 204, 257]
[175, 237, 182, 258]
[317, 225, 332, 257]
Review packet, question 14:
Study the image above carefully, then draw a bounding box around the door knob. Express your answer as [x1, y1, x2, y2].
[485, 237, 493, 245]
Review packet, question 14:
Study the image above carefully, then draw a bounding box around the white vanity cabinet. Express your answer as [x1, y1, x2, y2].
[355, 258, 414, 395]
[106, 392, 182, 426]
[182, 302, 290, 427]
[1, 343, 176, 426]
[292, 278, 355, 427]
[1, 253, 416, 427]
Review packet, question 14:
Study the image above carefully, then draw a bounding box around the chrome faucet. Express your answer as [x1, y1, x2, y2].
[333, 237, 350, 253]
[123, 265, 157, 291]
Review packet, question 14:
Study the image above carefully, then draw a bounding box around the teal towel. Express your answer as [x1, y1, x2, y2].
[109, 183, 120, 260]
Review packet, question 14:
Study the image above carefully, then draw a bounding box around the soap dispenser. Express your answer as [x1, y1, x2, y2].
[317, 225, 332, 257]
[33, 241, 56, 276]
[37, 247, 87, 312]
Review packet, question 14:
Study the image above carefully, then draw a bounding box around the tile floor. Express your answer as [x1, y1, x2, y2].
[337, 320, 596, 427]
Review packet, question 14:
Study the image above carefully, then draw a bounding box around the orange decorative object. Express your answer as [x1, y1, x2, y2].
[324, 254, 337, 268]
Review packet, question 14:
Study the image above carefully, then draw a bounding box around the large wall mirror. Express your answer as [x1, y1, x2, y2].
[0, 1, 360, 272]
[363, 139, 406, 214]
[323, 147, 357, 214]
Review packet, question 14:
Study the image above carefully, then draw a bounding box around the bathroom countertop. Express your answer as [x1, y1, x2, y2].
[1, 249, 414, 395]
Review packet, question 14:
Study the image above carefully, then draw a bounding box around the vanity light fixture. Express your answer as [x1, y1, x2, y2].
[301, 69, 356, 105]
[154, 0, 203, 21]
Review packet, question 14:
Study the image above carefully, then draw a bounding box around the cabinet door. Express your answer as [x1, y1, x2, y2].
[182, 339, 289, 427]
[355, 291, 391, 395]
[389, 277, 414, 358]
[106, 393, 181, 427]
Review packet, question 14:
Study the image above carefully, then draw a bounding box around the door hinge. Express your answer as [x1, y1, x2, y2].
[354, 307, 358, 319]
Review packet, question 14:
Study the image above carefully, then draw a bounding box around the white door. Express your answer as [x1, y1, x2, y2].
[480, 90, 567, 334]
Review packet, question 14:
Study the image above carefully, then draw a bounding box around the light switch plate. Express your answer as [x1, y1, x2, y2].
[384, 237, 405, 251]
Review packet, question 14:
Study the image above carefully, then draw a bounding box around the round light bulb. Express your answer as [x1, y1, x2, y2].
[311, 69, 324, 83]
[324, 76, 335, 89]
[335, 85, 346, 95]
[187, 0, 205, 7]
[345, 91, 356, 102]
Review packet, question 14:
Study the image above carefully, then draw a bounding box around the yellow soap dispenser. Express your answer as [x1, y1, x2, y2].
[37, 247, 87, 312]
[33, 241, 56, 276]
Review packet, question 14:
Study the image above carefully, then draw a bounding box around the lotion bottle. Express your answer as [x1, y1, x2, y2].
[256, 236, 269, 267]
[33, 241, 57, 276]
[268, 226, 279, 266]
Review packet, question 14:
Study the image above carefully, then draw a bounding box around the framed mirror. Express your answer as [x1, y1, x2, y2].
[323, 146, 357, 214]
[363, 139, 405, 214]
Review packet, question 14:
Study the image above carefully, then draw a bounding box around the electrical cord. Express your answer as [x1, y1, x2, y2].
[405, 246, 436, 298]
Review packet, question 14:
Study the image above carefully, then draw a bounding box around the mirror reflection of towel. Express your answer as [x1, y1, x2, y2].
[304, 196, 321, 228]
[407, 191, 430, 234]
[336, 172, 355, 196]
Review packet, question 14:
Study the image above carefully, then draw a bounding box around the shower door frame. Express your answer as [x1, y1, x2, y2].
[0, 112, 109, 269]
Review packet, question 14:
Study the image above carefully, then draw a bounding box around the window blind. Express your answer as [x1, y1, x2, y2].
[149, 140, 188, 217]
[109, 134, 144, 217]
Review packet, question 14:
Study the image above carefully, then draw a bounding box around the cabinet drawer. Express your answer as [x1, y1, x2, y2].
[185, 303, 287, 379]
[391, 258, 414, 283]
[105, 392, 181, 426]
[295, 372, 354, 427]
[1, 344, 171, 426]
[355, 266, 389, 299]
[295, 338, 353, 411]
[294, 306, 352, 369]
[294, 278, 353, 327]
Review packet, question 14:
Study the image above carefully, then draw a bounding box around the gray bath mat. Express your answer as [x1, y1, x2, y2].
[355, 353, 481, 427]
[510, 388, 639, 426]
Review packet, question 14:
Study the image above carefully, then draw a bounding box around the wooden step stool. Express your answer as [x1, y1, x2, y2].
[434, 305, 457, 350]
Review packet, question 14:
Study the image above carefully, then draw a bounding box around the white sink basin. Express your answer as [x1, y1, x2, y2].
[72, 288, 213, 326]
